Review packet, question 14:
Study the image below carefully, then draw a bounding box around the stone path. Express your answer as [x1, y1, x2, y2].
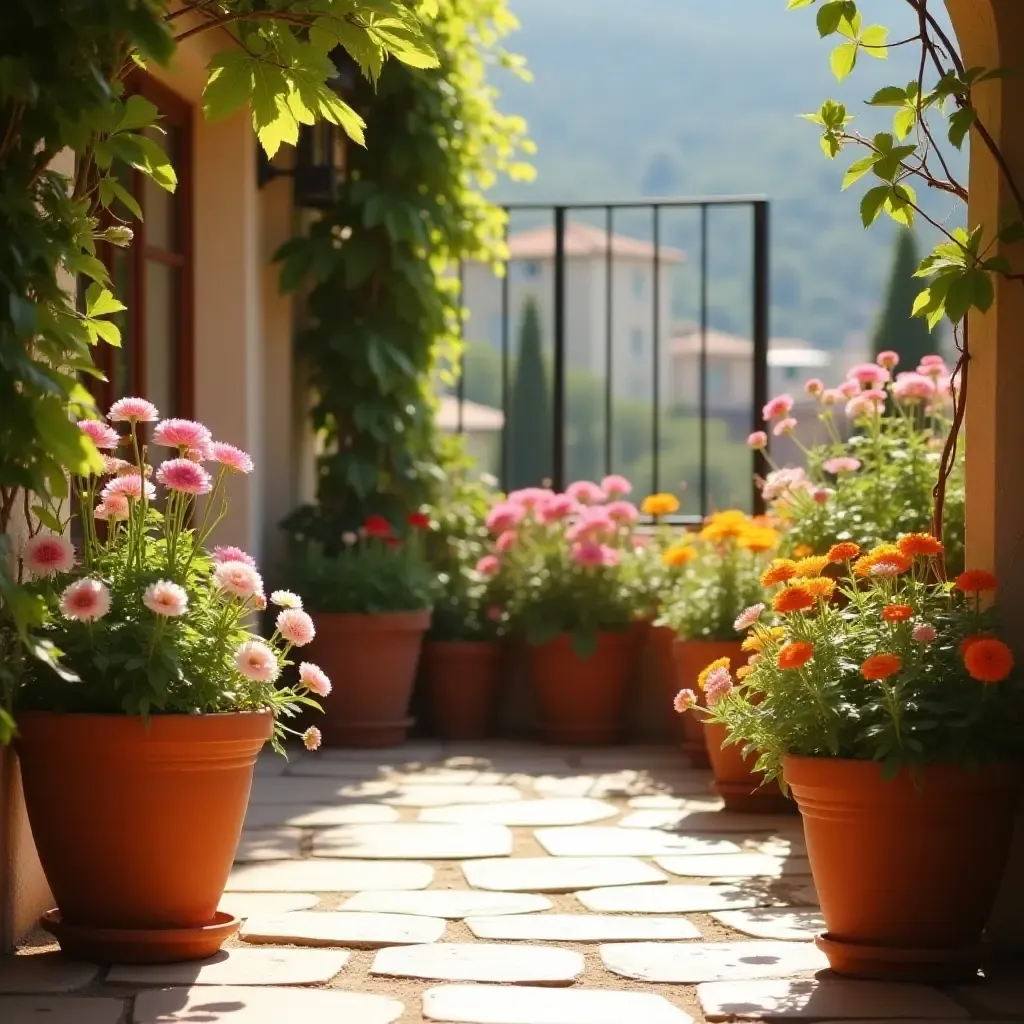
[2, 741, 1020, 1023]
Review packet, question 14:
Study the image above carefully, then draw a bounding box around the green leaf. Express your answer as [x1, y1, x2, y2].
[893, 105, 916, 139]
[87, 318, 122, 348]
[831, 42, 858, 81]
[570, 629, 599, 659]
[116, 94, 159, 133]
[203, 52, 253, 123]
[85, 283, 127, 318]
[786, 0, 817, 9]
[107, 133, 177, 191]
[817, 1, 848, 36]
[999, 220, 1024, 244]
[860, 24, 888, 58]
[948, 106, 976, 149]
[98, 176, 143, 220]
[250, 63, 296, 158]
[885, 183, 916, 227]
[33, 397, 103, 477]
[868, 85, 907, 106]
[31, 505, 63, 533]
[860, 185, 889, 227]
[316, 89, 366, 148]
[842, 154, 877, 190]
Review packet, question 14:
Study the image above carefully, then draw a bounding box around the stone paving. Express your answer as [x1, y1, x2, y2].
[2, 741, 1023, 1023]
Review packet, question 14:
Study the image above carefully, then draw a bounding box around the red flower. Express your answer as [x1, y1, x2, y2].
[408, 511, 430, 530]
[363, 514, 392, 537]
[384, 536, 402, 548]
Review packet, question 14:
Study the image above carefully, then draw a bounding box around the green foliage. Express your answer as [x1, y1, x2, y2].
[507, 297, 551, 490]
[277, 0, 533, 546]
[871, 231, 934, 370]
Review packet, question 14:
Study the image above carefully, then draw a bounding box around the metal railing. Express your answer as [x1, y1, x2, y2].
[452, 197, 770, 520]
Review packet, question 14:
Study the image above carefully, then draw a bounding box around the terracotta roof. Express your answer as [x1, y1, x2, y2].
[506, 222, 685, 263]
[436, 396, 505, 432]
[670, 328, 829, 367]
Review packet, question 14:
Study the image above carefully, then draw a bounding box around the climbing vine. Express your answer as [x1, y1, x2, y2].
[276, 0, 533, 550]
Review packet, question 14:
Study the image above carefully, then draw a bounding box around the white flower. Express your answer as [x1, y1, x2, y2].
[299, 662, 331, 697]
[214, 560, 264, 600]
[143, 580, 189, 618]
[270, 590, 302, 610]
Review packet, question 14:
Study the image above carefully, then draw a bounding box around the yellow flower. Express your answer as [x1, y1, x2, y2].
[697, 656, 731, 689]
[662, 542, 695, 567]
[793, 555, 830, 578]
[739, 526, 781, 553]
[642, 493, 680, 516]
[741, 626, 786, 653]
[793, 544, 814, 558]
[803, 576, 837, 602]
[736, 664, 754, 680]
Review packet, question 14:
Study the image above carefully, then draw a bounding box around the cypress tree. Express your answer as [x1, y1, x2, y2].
[872, 229, 937, 369]
[507, 297, 552, 489]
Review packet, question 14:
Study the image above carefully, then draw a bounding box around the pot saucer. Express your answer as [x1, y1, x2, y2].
[815, 931, 983, 983]
[40, 909, 240, 964]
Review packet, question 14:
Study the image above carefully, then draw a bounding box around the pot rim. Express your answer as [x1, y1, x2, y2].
[783, 753, 1024, 793]
[309, 608, 432, 632]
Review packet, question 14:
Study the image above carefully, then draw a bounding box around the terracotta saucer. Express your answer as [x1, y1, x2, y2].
[815, 931, 983, 984]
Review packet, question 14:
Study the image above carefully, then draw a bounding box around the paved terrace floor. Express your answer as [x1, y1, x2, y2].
[3, 742, 1023, 1023]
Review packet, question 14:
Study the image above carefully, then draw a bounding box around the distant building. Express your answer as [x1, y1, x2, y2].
[436, 395, 504, 476]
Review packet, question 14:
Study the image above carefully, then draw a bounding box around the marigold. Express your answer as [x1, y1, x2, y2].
[642, 493, 680, 516]
[955, 569, 998, 594]
[827, 541, 861, 563]
[662, 543, 695, 567]
[882, 603, 914, 623]
[793, 555, 830, 578]
[861, 652, 902, 681]
[854, 545, 911, 578]
[793, 544, 814, 558]
[701, 520, 746, 543]
[802, 576, 837, 601]
[761, 559, 798, 587]
[742, 626, 786, 653]
[739, 525, 781, 553]
[963, 637, 1014, 684]
[736, 664, 754, 680]
[960, 634, 988, 658]
[777, 640, 814, 670]
[773, 585, 815, 614]
[697, 656, 732, 690]
[897, 533, 944, 559]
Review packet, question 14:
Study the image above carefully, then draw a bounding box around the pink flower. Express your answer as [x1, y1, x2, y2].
[102, 474, 156, 503]
[632, 535, 651, 549]
[704, 666, 733, 705]
[188, 441, 215, 462]
[101, 456, 132, 476]
[673, 688, 697, 713]
[893, 372, 936, 403]
[214, 560, 264, 600]
[79, 419, 120, 450]
[299, 662, 332, 697]
[601, 474, 632, 498]
[507, 487, 553, 509]
[153, 418, 213, 452]
[496, 530, 517, 553]
[804, 378, 824, 396]
[847, 363, 890, 387]
[476, 555, 501, 576]
[235, 640, 280, 683]
[919, 354, 946, 368]
[747, 431, 768, 450]
[59, 578, 110, 621]
[869, 560, 904, 578]
[24, 535, 75, 577]
[838, 379, 860, 399]
[213, 545, 256, 567]
[912, 623, 937, 645]
[820, 388, 844, 406]
[823, 457, 861, 475]
[567, 510, 616, 544]
[876, 350, 900, 370]
[762, 394, 794, 421]
[212, 441, 254, 474]
[277, 608, 316, 647]
[486, 606, 503, 623]
[540, 494, 577, 523]
[571, 541, 619, 567]
[271, 590, 302, 609]
[101, 494, 130, 520]
[143, 580, 189, 617]
[606, 500, 639, 524]
[108, 397, 158, 422]
[253, 592, 267, 611]
[566, 480, 605, 505]
[812, 488, 832, 504]
[486, 502, 525, 534]
[156, 458, 213, 496]
[303, 726, 322, 751]
[863, 388, 887, 402]
[761, 467, 808, 502]
[600, 546, 621, 567]
[734, 603, 765, 632]
[845, 394, 884, 420]
[773, 417, 797, 437]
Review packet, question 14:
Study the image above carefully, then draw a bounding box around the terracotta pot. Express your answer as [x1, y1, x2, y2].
[703, 720, 794, 814]
[15, 710, 271, 962]
[672, 639, 745, 770]
[305, 609, 430, 747]
[422, 640, 503, 741]
[529, 631, 634, 744]
[785, 755, 1023, 982]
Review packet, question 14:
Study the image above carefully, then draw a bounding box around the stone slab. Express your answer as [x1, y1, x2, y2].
[247, 778, 395, 804]
[218, 892, 320, 919]
[133, 985, 403, 1023]
[628, 794, 723, 810]
[226, 859, 433, 892]
[0, 997, 125, 1024]
[282, 760, 385, 779]
[0, 954, 97, 994]
[388, 769, 514, 786]
[240, 910, 445, 948]
[600, 940, 828, 983]
[575, 747, 691, 769]
[244, 803, 400, 829]
[371, 943, 583, 986]
[655, 853, 811, 879]
[234, 829, 302, 862]
[535, 825, 741, 858]
[792, 885, 819, 906]
[534, 772, 709, 799]
[619, 810, 797, 833]
[380, 785, 524, 807]
[419, 798, 618, 826]
[462, 856, 667, 893]
[576, 884, 770, 914]
[710, 908, 825, 941]
[423, 984, 694, 1024]
[950, 978, 1024, 1017]
[340, 890, 553, 919]
[465, 913, 701, 942]
[313, 823, 512, 860]
[697, 978, 971, 1020]
[254, 753, 288, 777]
[108, 948, 349, 986]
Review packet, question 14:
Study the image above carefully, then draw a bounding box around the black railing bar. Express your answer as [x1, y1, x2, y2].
[500, 220, 510, 485]
[651, 205, 661, 496]
[501, 196, 768, 211]
[699, 205, 709, 516]
[457, 258, 465, 435]
[604, 205, 614, 477]
[636, 515, 704, 529]
[552, 206, 567, 491]
[751, 200, 771, 515]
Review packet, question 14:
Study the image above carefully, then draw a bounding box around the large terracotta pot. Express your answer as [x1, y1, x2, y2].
[785, 755, 1023, 982]
[15, 710, 271, 963]
[305, 609, 430, 748]
[529, 630, 634, 744]
[672, 639, 745, 770]
[422, 640, 503, 741]
[703, 720, 794, 814]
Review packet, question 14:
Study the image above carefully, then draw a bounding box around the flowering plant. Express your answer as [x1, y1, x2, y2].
[752, 352, 964, 572]
[620, 490, 693, 620]
[696, 536, 1021, 780]
[658, 510, 780, 641]
[491, 477, 640, 656]
[7, 399, 326, 751]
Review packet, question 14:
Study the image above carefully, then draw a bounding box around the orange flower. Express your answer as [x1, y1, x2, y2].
[697, 656, 731, 689]
[882, 604, 914, 623]
[861, 653, 902, 681]
[960, 634, 988, 658]
[662, 543, 695, 567]
[761, 559, 798, 587]
[802, 576, 837, 602]
[642, 493, 680, 516]
[773, 586, 815, 614]
[963, 638, 1014, 683]
[955, 569, 998, 594]
[827, 541, 861, 563]
[736, 664, 754, 680]
[739, 526, 781, 553]
[793, 555, 830, 578]
[793, 544, 814, 558]
[897, 533, 944, 559]
[777, 640, 814, 670]
[854, 545, 911, 578]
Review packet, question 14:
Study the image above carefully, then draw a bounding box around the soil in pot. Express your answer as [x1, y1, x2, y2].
[304, 609, 430, 747]
[421, 640, 503, 741]
[785, 755, 1023, 983]
[529, 631, 634, 744]
[702, 720, 794, 814]
[15, 710, 271, 963]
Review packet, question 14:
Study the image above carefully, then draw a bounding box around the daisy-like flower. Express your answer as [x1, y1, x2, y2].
[102, 474, 156, 503]
[774, 586, 815, 614]
[827, 541, 860, 563]
[156, 458, 213, 496]
[747, 431, 768, 449]
[101, 455, 132, 476]
[271, 590, 303, 609]
[507, 487, 554, 509]
[108, 397, 159, 422]
[734, 603, 765, 632]
[893, 372, 936, 403]
[820, 388, 844, 406]
[299, 662, 332, 697]
[882, 604, 914, 623]
[486, 502, 524, 534]
[963, 637, 1014, 683]
[673, 688, 697, 713]
[760, 559, 798, 587]
[153, 418, 213, 452]
[897, 533, 944, 559]
[913, 623, 938, 645]
[862, 652, 902, 682]
[566, 480, 605, 505]
[762, 394, 794, 420]
[823, 457, 861, 475]
[847, 363, 890, 387]
[95, 493, 131, 521]
[804, 378, 824, 396]
[802, 576, 837, 602]
[876, 350, 900, 370]
[79, 419, 120, 450]
[212, 545, 257, 567]
[277, 608, 316, 647]
[601, 474, 632, 497]
[777, 640, 814, 670]
[24, 535, 75, 577]
[605, 500, 639, 524]
[303, 726, 322, 751]
[704, 667, 734, 705]
[571, 541, 609, 567]
[211, 441, 254, 474]
[540, 494, 578, 523]
[793, 555, 830, 578]
[143, 580, 189, 617]
[214, 560, 264, 600]
[59, 578, 110, 621]
[476, 555, 501, 576]
[234, 640, 280, 683]
[773, 417, 797, 437]
[496, 530, 517, 553]
[641, 493, 680, 516]
[954, 569, 998, 594]
[869, 560, 905, 578]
